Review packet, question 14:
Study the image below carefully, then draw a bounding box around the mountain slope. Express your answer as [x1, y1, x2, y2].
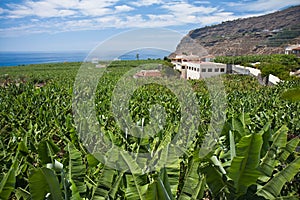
[172, 5, 300, 57]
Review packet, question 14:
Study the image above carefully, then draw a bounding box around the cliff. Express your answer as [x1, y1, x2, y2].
[171, 5, 300, 57]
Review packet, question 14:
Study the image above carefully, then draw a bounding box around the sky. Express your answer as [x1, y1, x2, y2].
[0, 0, 299, 52]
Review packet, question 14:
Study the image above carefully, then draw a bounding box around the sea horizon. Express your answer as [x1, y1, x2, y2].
[0, 49, 171, 67]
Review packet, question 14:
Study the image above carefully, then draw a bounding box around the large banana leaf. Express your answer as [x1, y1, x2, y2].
[38, 140, 60, 164]
[69, 179, 82, 200]
[179, 159, 205, 200]
[93, 167, 115, 200]
[119, 152, 148, 200]
[29, 167, 63, 200]
[260, 122, 272, 157]
[271, 126, 288, 148]
[125, 173, 148, 200]
[159, 167, 174, 199]
[256, 157, 300, 199]
[228, 133, 263, 197]
[0, 158, 18, 199]
[93, 167, 124, 200]
[68, 143, 86, 196]
[260, 126, 288, 177]
[154, 144, 181, 197]
[145, 178, 172, 200]
[279, 137, 299, 162]
[200, 163, 227, 198]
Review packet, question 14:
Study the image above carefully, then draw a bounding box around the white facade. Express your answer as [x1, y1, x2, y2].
[198, 62, 227, 79]
[285, 44, 300, 57]
[171, 55, 227, 79]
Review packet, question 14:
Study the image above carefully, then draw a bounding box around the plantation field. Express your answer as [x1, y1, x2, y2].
[0, 61, 299, 200]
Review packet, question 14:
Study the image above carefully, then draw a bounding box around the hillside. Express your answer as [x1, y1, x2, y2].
[172, 5, 300, 57]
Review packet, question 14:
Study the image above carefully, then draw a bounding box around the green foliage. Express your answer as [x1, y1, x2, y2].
[0, 157, 18, 199]
[68, 143, 86, 196]
[0, 61, 299, 199]
[260, 63, 289, 79]
[257, 157, 300, 199]
[267, 25, 300, 47]
[29, 167, 63, 200]
[179, 159, 205, 200]
[281, 87, 300, 101]
[215, 54, 300, 80]
[228, 133, 263, 196]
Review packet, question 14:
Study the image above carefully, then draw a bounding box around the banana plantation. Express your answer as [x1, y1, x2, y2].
[0, 60, 299, 199]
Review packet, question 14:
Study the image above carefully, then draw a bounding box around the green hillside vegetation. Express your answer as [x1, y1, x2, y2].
[215, 54, 300, 80]
[267, 25, 300, 47]
[0, 61, 299, 199]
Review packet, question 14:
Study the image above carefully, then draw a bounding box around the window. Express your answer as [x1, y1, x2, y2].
[208, 68, 212, 72]
[220, 68, 225, 72]
[201, 68, 206, 72]
[215, 68, 219, 72]
[197, 68, 200, 72]
[182, 66, 185, 69]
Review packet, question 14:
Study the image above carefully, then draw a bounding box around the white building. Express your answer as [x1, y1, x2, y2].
[285, 44, 300, 57]
[171, 55, 227, 79]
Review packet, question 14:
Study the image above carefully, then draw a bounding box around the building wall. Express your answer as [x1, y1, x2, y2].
[186, 62, 201, 79]
[199, 63, 227, 78]
[172, 59, 227, 79]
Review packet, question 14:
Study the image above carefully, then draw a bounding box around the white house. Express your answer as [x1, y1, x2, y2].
[285, 44, 300, 57]
[171, 55, 227, 79]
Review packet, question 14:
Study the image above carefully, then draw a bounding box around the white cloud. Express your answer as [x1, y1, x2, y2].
[160, 1, 220, 24]
[5, 0, 120, 18]
[76, 0, 116, 16]
[193, 1, 211, 4]
[115, 5, 135, 12]
[131, 0, 163, 7]
[225, 0, 300, 12]
[1, 0, 299, 37]
[162, 2, 218, 15]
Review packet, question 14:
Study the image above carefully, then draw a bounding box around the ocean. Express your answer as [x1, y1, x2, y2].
[0, 49, 171, 67]
[0, 51, 88, 67]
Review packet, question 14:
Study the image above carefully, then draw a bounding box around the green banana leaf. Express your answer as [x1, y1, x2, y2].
[228, 133, 263, 197]
[29, 167, 63, 200]
[256, 157, 300, 199]
[260, 126, 288, 177]
[179, 159, 206, 200]
[279, 137, 299, 162]
[68, 143, 86, 196]
[0, 158, 18, 199]
[145, 178, 172, 200]
[200, 163, 227, 198]
[93, 167, 124, 200]
[159, 167, 174, 199]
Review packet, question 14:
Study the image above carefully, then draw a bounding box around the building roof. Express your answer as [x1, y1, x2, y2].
[173, 55, 200, 60]
[292, 47, 300, 51]
[285, 44, 300, 50]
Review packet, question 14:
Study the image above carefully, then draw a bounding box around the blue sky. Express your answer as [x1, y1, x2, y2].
[0, 0, 299, 52]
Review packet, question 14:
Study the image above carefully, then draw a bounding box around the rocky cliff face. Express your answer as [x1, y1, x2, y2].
[172, 5, 300, 57]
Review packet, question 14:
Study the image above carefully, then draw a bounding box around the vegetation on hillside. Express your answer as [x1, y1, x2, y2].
[267, 24, 300, 47]
[0, 61, 299, 199]
[214, 54, 300, 80]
